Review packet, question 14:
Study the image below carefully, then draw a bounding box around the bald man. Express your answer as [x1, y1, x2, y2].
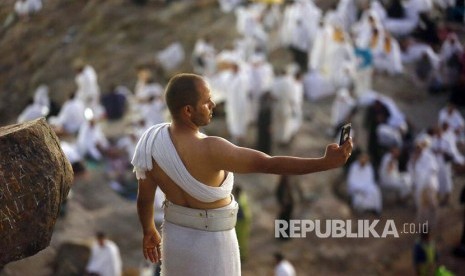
[132, 73, 352, 275]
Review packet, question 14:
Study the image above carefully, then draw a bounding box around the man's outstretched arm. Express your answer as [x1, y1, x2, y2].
[207, 136, 352, 175]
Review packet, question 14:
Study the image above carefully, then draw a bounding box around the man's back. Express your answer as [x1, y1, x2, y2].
[146, 126, 231, 209]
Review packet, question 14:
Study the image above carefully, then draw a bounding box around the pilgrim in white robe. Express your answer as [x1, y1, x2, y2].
[336, 0, 358, 32]
[75, 65, 100, 108]
[379, 151, 412, 198]
[77, 120, 109, 161]
[272, 74, 297, 144]
[280, 0, 321, 49]
[131, 124, 240, 276]
[408, 136, 439, 225]
[439, 33, 463, 85]
[352, 9, 384, 50]
[14, 0, 42, 16]
[359, 91, 408, 135]
[192, 37, 217, 76]
[438, 104, 465, 137]
[17, 103, 47, 123]
[330, 87, 356, 131]
[347, 158, 383, 213]
[373, 34, 403, 75]
[275, 259, 296, 276]
[247, 54, 274, 124]
[303, 69, 334, 101]
[313, 18, 357, 90]
[141, 97, 166, 129]
[17, 85, 50, 123]
[384, 0, 420, 37]
[289, 74, 304, 137]
[224, 66, 250, 142]
[431, 133, 454, 198]
[48, 96, 86, 134]
[86, 239, 122, 276]
[156, 42, 185, 72]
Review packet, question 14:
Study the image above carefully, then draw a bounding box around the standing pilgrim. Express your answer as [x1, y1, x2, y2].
[132, 73, 352, 276]
[74, 60, 102, 116]
[271, 69, 298, 146]
[225, 63, 250, 145]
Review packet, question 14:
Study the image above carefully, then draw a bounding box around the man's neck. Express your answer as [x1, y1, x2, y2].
[170, 119, 199, 135]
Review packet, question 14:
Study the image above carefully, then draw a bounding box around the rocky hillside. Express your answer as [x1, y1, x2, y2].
[0, 0, 237, 125]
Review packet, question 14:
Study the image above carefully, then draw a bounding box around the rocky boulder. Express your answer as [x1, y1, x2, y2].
[0, 118, 73, 267]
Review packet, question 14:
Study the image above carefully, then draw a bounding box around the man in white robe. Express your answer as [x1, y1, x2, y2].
[431, 125, 456, 205]
[77, 118, 109, 161]
[48, 92, 86, 135]
[247, 53, 274, 124]
[289, 71, 304, 138]
[330, 85, 356, 137]
[14, 0, 42, 17]
[271, 70, 297, 145]
[86, 232, 122, 276]
[274, 252, 296, 276]
[439, 33, 463, 86]
[347, 153, 382, 214]
[133, 74, 352, 275]
[225, 64, 250, 144]
[379, 147, 412, 199]
[438, 102, 465, 140]
[372, 32, 403, 75]
[74, 62, 101, 111]
[384, 0, 421, 37]
[17, 85, 50, 123]
[192, 36, 216, 76]
[408, 134, 439, 226]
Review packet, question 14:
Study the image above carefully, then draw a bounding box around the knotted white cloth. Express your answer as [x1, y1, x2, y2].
[131, 123, 234, 203]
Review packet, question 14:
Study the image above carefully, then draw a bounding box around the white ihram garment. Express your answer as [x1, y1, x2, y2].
[131, 123, 240, 276]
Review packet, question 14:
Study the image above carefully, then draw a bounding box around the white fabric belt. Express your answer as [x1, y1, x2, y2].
[164, 200, 238, 232]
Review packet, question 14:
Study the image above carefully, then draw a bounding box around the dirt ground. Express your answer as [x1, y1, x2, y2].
[1, 0, 465, 275]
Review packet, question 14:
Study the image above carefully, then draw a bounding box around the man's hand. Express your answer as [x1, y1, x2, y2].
[324, 138, 353, 168]
[143, 227, 162, 263]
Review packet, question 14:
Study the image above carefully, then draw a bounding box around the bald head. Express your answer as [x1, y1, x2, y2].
[165, 73, 205, 119]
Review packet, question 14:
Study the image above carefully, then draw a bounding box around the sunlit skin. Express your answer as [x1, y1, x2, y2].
[136, 75, 353, 263]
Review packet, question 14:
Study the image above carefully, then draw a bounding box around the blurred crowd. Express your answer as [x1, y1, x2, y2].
[6, 0, 465, 275]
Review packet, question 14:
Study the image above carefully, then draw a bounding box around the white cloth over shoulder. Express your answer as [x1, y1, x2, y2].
[131, 123, 234, 203]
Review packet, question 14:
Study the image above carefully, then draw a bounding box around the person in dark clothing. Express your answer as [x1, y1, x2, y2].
[387, 0, 405, 19]
[412, 13, 440, 46]
[364, 99, 390, 172]
[453, 185, 465, 258]
[276, 175, 295, 241]
[413, 232, 438, 276]
[256, 92, 274, 154]
[101, 85, 127, 120]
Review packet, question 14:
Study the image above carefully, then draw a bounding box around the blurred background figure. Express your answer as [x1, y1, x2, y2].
[276, 175, 295, 240]
[413, 232, 438, 276]
[233, 186, 252, 262]
[274, 252, 296, 276]
[86, 232, 122, 276]
[347, 152, 382, 215]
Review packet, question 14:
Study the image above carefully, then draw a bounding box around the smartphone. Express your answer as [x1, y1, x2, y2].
[339, 123, 351, 145]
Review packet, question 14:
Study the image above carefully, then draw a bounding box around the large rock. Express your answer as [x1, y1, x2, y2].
[0, 118, 73, 267]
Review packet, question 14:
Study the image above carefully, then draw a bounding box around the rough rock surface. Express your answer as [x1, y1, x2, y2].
[0, 118, 73, 267]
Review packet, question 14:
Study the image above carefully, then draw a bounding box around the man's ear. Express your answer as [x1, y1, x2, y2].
[182, 105, 193, 117]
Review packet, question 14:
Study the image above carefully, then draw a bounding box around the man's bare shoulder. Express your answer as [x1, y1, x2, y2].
[201, 135, 235, 150]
